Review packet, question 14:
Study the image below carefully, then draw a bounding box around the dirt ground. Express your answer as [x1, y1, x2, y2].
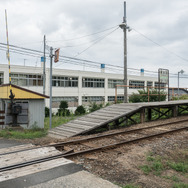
[8, 116, 188, 188]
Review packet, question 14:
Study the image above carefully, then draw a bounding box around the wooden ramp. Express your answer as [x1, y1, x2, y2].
[48, 100, 188, 139]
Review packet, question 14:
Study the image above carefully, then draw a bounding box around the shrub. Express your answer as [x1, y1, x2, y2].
[59, 101, 68, 110]
[75, 105, 86, 115]
[57, 109, 70, 116]
[45, 107, 49, 117]
[129, 89, 166, 103]
[89, 102, 103, 113]
[57, 101, 70, 116]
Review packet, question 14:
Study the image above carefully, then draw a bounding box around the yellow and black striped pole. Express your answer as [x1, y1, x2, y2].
[5, 9, 14, 100]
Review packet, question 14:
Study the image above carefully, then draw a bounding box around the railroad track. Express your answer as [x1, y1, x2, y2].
[0, 119, 187, 172]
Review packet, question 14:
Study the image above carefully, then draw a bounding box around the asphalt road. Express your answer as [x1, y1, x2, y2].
[0, 138, 24, 149]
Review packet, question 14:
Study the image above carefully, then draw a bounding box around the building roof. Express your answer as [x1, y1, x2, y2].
[0, 84, 49, 99]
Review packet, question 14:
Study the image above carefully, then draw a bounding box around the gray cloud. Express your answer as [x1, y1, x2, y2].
[0, 0, 188, 87]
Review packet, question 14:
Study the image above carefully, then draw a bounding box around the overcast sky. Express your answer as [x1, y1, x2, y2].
[0, 0, 188, 87]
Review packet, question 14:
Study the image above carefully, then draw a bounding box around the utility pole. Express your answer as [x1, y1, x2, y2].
[119, 1, 128, 103]
[43, 35, 46, 95]
[49, 47, 53, 129]
[178, 70, 184, 100]
[24, 59, 27, 66]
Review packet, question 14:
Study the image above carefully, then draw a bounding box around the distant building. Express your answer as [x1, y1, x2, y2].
[0, 64, 161, 112]
[169, 88, 188, 99]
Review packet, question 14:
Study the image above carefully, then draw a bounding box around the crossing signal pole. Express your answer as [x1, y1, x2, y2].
[5, 9, 14, 101]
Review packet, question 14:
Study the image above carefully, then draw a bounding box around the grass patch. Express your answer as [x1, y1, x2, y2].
[162, 175, 180, 182]
[140, 165, 152, 175]
[0, 128, 47, 139]
[172, 183, 188, 188]
[151, 161, 164, 176]
[167, 162, 188, 173]
[44, 115, 76, 130]
[0, 115, 77, 139]
[140, 153, 164, 176]
[122, 184, 139, 188]
[140, 150, 188, 177]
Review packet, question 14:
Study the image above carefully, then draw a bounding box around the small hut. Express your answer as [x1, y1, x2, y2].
[0, 84, 49, 129]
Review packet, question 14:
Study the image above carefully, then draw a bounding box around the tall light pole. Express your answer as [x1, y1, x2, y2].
[178, 69, 184, 100]
[119, 1, 131, 103]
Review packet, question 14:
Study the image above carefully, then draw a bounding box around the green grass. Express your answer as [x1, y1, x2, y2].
[44, 115, 76, 130]
[140, 150, 188, 177]
[140, 165, 152, 175]
[151, 161, 164, 175]
[162, 175, 180, 182]
[0, 115, 77, 140]
[172, 183, 188, 188]
[140, 153, 164, 176]
[0, 128, 47, 139]
[168, 162, 188, 173]
[122, 184, 139, 188]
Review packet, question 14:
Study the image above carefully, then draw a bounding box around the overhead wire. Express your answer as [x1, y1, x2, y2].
[0, 38, 188, 79]
[55, 27, 120, 67]
[73, 27, 120, 57]
[0, 44, 187, 79]
[57, 32, 119, 48]
[47, 25, 119, 43]
[132, 27, 188, 63]
[0, 41, 187, 77]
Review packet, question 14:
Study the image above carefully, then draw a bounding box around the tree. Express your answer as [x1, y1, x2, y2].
[59, 101, 68, 110]
[57, 101, 70, 116]
[75, 105, 86, 115]
[129, 89, 166, 103]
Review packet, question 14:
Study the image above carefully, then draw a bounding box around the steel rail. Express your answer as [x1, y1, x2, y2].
[62, 126, 188, 158]
[0, 149, 73, 173]
[50, 118, 188, 146]
[0, 126, 187, 172]
[1, 118, 188, 156]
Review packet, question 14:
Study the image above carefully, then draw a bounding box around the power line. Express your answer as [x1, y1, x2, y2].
[0, 42, 45, 55]
[58, 31, 119, 48]
[74, 27, 119, 57]
[132, 27, 188, 63]
[55, 27, 119, 67]
[1, 42, 188, 78]
[47, 25, 118, 43]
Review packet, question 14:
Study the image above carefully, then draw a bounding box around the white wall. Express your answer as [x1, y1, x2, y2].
[29, 100, 44, 129]
[1, 64, 159, 107]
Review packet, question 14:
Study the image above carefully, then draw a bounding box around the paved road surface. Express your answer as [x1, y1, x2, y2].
[0, 139, 119, 188]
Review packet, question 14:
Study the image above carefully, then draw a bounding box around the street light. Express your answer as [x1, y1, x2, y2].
[178, 70, 184, 100]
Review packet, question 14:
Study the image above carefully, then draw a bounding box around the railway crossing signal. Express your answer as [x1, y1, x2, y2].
[54, 48, 60, 63]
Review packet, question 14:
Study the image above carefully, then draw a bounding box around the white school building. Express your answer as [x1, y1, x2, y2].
[0, 64, 160, 111]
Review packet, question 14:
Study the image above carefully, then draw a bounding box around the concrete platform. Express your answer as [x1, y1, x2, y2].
[29, 170, 119, 188]
[48, 100, 188, 139]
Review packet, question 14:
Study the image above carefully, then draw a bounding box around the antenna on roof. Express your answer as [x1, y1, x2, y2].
[5, 9, 14, 101]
